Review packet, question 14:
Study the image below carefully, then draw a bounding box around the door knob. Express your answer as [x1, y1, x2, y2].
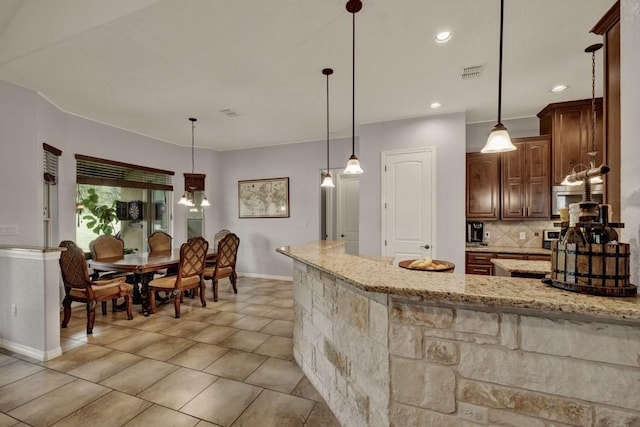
[341, 234, 345, 238]
[421, 244, 430, 249]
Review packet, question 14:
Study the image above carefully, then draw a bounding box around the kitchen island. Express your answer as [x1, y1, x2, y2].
[491, 258, 551, 279]
[277, 240, 640, 427]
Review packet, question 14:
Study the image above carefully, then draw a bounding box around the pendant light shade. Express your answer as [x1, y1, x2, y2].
[343, 0, 363, 174]
[321, 174, 335, 188]
[481, 0, 516, 154]
[482, 123, 515, 153]
[321, 68, 335, 188]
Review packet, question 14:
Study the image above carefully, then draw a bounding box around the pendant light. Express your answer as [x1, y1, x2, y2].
[481, 0, 516, 153]
[178, 117, 210, 207]
[343, 0, 363, 174]
[586, 43, 603, 185]
[561, 43, 605, 186]
[321, 68, 335, 188]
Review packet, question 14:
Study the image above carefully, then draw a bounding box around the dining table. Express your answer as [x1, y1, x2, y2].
[88, 248, 217, 316]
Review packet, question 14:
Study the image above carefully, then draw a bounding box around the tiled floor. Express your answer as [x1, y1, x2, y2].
[0, 278, 341, 427]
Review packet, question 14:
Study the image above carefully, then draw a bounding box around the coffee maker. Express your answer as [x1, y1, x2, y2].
[466, 221, 484, 243]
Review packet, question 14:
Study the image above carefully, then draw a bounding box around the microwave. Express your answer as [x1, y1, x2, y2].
[551, 184, 604, 216]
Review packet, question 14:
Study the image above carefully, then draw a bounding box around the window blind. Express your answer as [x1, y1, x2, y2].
[75, 154, 174, 191]
[43, 143, 62, 184]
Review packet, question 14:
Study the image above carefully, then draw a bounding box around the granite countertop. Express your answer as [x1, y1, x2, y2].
[0, 244, 65, 252]
[277, 240, 639, 322]
[465, 245, 551, 256]
[491, 258, 551, 275]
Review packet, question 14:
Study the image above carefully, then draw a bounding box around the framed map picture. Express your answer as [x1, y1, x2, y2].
[238, 177, 290, 218]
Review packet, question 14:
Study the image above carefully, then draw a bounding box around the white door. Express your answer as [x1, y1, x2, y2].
[382, 147, 436, 264]
[336, 173, 360, 254]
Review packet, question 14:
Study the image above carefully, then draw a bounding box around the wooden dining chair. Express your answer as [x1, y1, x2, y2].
[59, 240, 133, 334]
[148, 231, 172, 253]
[89, 234, 127, 278]
[204, 233, 240, 302]
[213, 229, 231, 249]
[148, 236, 208, 318]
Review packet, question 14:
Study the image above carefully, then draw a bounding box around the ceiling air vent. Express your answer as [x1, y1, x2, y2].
[461, 65, 483, 80]
[219, 109, 239, 117]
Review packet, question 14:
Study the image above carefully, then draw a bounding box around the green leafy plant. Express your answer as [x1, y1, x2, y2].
[80, 188, 119, 235]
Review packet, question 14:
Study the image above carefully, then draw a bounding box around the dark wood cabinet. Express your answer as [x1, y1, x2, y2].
[501, 136, 551, 219]
[466, 152, 501, 220]
[466, 252, 496, 275]
[537, 98, 603, 186]
[592, 1, 620, 221]
[465, 251, 551, 275]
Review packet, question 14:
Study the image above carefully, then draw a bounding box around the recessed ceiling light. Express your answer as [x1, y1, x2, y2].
[435, 31, 453, 44]
[430, 102, 442, 109]
[550, 84, 568, 93]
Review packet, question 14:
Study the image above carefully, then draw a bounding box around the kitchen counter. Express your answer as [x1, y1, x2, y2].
[277, 240, 640, 427]
[491, 258, 551, 279]
[465, 245, 551, 256]
[277, 240, 638, 321]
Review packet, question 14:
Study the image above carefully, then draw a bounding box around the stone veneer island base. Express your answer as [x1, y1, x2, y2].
[277, 241, 640, 427]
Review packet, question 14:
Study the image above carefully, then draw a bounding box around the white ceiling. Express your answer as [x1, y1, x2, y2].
[0, 0, 614, 151]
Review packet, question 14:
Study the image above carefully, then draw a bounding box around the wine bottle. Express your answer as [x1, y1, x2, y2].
[559, 207, 570, 239]
[563, 204, 586, 246]
[589, 204, 618, 244]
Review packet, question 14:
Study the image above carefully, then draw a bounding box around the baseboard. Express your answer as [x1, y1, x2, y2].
[0, 338, 62, 361]
[238, 272, 293, 281]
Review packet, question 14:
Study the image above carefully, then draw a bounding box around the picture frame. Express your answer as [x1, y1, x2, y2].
[238, 177, 290, 218]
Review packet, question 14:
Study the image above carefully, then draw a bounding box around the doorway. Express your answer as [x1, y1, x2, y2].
[381, 147, 436, 264]
[321, 168, 360, 254]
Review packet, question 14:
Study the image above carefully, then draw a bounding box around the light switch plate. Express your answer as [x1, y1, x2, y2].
[519, 231, 526, 240]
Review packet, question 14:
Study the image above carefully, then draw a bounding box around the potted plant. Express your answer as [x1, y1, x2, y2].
[79, 188, 119, 235]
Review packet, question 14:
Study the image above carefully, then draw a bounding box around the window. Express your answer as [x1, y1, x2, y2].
[43, 143, 61, 247]
[75, 155, 174, 252]
[183, 173, 206, 239]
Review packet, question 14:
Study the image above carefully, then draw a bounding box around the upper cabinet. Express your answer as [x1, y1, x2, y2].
[501, 136, 551, 219]
[537, 98, 603, 186]
[466, 136, 550, 221]
[592, 1, 621, 221]
[466, 152, 501, 220]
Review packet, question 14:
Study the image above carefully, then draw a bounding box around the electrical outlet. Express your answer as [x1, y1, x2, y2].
[11, 304, 17, 317]
[484, 231, 490, 239]
[0, 225, 18, 236]
[459, 402, 488, 424]
[519, 231, 526, 240]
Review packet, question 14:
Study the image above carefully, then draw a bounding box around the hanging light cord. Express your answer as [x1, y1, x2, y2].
[351, 7, 356, 156]
[191, 119, 195, 174]
[326, 72, 331, 174]
[590, 48, 596, 156]
[497, 0, 504, 125]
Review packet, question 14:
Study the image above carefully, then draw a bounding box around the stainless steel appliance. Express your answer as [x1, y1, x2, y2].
[542, 229, 561, 249]
[466, 221, 484, 243]
[551, 183, 603, 216]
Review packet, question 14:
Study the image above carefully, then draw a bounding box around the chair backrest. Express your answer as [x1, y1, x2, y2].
[177, 236, 209, 279]
[216, 233, 240, 270]
[59, 240, 90, 289]
[213, 229, 231, 249]
[148, 231, 172, 253]
[89, 235, 125, 260]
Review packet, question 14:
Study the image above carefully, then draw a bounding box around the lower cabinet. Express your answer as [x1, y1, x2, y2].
[465, 251, 551, 275]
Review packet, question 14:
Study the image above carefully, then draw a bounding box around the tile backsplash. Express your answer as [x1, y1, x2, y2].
[482, 220, 557, 248]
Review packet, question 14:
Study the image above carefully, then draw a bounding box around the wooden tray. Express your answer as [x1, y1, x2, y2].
[399, 259, 455, 273]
